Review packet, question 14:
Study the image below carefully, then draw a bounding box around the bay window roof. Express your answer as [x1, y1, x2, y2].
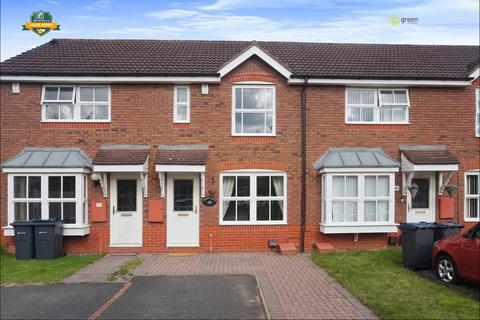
[2, 148, 92, 171]
[313, 148, 400, 172]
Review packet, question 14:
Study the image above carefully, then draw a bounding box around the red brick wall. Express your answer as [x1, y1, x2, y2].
[1, 58, 479, 253]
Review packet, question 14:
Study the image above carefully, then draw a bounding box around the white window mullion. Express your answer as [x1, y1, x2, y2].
[358, 174, 364, 223]
[41, 174, 49, 220]
[251, 175, 256, 223]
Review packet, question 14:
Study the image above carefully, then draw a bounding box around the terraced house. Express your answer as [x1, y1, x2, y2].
[0, 39, 479, 254]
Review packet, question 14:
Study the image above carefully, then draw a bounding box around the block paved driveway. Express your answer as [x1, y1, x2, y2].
[135, 253, 377, 319]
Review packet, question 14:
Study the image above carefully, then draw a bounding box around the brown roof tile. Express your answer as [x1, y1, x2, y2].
[401, 146, 459, 165]
[1, 39, 478, 80]
[93, 145, 150, 165]
[156, 145, 208, 165]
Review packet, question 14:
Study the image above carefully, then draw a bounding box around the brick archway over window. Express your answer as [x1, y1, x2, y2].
[217, 161, 288, 171]
[229, 72, 279, 84]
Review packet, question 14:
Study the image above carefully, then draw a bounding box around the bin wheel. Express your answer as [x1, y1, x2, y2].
[435, 255, 460, 284]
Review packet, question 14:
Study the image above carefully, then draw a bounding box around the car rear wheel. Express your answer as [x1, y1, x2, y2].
[436, 255, 460, 284]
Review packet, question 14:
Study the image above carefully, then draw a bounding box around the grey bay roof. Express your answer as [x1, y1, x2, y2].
[2, 148, 92, 169]
[313, 148, 400, 170]
[1, 39, 478, 80]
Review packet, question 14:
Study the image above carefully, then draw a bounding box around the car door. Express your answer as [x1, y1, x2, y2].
[458, 228, 480, 281]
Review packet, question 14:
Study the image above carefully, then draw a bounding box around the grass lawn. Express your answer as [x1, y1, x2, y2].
[312, 248, 480, 320]
[1, 253, 102, 284]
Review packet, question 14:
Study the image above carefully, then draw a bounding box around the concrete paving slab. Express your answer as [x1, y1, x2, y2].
[0, 283, 122, 319]
[99, 275, 266, 319]
[63, 255, 136, 283]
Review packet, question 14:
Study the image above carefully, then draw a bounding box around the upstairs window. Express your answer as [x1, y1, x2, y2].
[41, 85, 110, 122]
[232, 85, 275, 136]
[174, 86, 190, 123]
[346, 88, 409, 124]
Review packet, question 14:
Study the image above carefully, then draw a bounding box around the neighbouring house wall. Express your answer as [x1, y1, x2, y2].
[1, 58, 479, 254]
[304, 81, 480, 249]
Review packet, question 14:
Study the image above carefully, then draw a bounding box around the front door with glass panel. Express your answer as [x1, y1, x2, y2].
[407, 172, 436, 222]
[110, 174, 142, 247]
[166, 173, 199, 247]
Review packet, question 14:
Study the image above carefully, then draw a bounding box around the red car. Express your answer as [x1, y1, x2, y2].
[432, 223, 480, 284]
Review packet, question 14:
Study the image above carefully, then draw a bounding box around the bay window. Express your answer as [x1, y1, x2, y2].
[220, 171, 286, 224]
[41, 85, 110, 122]
[465, 171, 479, 221]
[7, 173, 89, 235]
[321, 172, 396, 233]
[232, 85, 275, 135]
[346, 88, 409, 123]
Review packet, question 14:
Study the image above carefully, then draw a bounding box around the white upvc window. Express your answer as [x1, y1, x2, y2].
[220, 171, 287, 225]
[346, 88, 409, 124]
[465, 171, 479, 221]
[41, 85, 110, 122]
[322, 173, 395, 225]
[232, 85, 276, 136]
[8, 174, 88, 227]
[174, 85, 190, 123]
[476, 88, 480, 137]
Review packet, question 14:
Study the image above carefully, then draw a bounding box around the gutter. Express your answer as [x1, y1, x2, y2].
[300, 77, 308, 253]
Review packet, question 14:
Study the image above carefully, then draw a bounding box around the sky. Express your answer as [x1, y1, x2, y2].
[1, 0, 479, 61]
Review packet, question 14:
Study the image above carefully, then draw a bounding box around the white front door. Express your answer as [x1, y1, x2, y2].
[110, 174, 142, 247]
[407, 172, 436, 222]
[166, 173, 200, 247]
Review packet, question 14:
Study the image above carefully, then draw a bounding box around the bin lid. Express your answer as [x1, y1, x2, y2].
[443, 222, 464, 228]
[12, 219, 63, 226]
[11, 221, 36, 227]
[399, 222, 440, 230]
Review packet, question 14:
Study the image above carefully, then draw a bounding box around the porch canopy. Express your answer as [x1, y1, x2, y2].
[2, 147, 92, 173]
[93, 144, 151, 197]
[155, 144, 208, 197]
[400, 145, 459, 195]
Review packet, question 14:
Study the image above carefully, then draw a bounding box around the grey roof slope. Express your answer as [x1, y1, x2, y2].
[313, 148, 400, 169]
[156, 144, 209, 165]
[2, 148, 92, 168]
[93, 144, 151, 165]
[1, 39, 478, 80]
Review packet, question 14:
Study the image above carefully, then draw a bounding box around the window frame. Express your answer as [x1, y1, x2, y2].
[41, 84, 111, 123]
[322, 172, 395, 226]
[476, 88, 480, 137]
[173, 85, 190, 123]
[7, 173, 88, 227]
[345, 88, 410, 124]
[231, 85, 276, 136]
[11, 176, 42, 221]
[219, 171, 287, 225]
[464, 170, 480, 222]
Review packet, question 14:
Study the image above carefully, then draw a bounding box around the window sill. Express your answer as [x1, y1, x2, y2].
[464, 217, 480, 223]
[41, 122, 110, 129]
[173, 123, 190, 129]
[345, 123, 409, 130]
[319, 223, 397, 234]
[220, 221, 287, 226]
[231, 136, 276, 143]
[3, 225, 91, 236]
